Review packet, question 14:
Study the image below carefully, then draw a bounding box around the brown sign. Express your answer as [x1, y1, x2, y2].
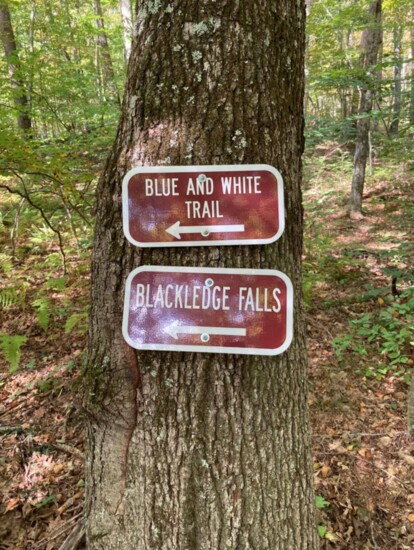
[123, 266, 293, 355]
[122, 165, 284, 247]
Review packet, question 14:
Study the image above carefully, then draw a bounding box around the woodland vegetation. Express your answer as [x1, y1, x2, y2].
[0, 0, 413, 548]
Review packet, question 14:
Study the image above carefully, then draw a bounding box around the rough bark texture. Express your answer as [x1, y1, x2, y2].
[85, 1, 317, 548]
[349, 0, 382, 217]
[0, 1, 32, 133]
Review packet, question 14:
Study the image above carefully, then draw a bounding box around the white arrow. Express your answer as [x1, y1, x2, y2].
[166, 221, 245, 240]
[164, 321, 247, 340]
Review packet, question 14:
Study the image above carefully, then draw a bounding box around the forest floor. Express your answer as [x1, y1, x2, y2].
[0, 146, 413, 549]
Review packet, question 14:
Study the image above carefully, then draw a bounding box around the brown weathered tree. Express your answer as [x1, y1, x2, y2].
[84, 1, 317, 548]
[349, 0, 382, 218]
[0, 1, 32, 133]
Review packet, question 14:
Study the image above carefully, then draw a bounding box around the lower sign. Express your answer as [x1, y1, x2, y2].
[123, 266, 293, 356]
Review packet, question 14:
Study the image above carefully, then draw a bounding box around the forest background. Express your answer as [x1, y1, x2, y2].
[0, 0, 413, 548]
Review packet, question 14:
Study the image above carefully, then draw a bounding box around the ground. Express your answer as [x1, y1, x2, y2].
[0, 146, 413, 548]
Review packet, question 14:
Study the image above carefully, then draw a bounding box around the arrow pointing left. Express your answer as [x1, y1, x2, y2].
[164, 321, 247, 340]
[166, 221, 245, 240]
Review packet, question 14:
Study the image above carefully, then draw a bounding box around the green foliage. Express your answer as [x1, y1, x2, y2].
[0, 286, 19, 309]
[317, 524, 328, 538]
[315, 495, 330, 509]
[0, 252, 13, 275]
[64, 312, 88, 334]
[32, 297, 52, 332]
[333, 288, 414, 378]
[0, 334, 27, 372]
[35, 494, 55, 509]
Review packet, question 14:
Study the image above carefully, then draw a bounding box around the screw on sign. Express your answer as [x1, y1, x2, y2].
[122, 266, 293, 356]
[122, 165, 284, 247]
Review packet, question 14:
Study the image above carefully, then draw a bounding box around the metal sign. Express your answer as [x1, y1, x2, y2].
[122, 165, 284, 247]
[122, 266, 293, 356]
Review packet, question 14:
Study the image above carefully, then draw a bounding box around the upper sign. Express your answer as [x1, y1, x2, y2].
[122, 165, 284, 247]
[122, 266, 293, 356]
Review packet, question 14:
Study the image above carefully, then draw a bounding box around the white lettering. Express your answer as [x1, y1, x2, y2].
[144, 177, 179, 197]
[272, 288, 282, 313]
[221, 175, 262, 194]
[136, 284, 146, 307]
[186, 178, 196, 195]
[145, 179, 153, 196]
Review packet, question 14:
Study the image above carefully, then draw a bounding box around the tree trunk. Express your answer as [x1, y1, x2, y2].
[94, 0, 120, 105]
[409, 20, 414, 128]
[0, 1, 32, 133]
[408, 371, 414, 437]
[389, 23, 402, 136]
[84, 1, 317, 548]
[119, 0, 133, 63]
[349, 0, 382, 218]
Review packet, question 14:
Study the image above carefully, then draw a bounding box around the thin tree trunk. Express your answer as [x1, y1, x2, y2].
[119, 0, 133, 63]
[0, 1, 32, 133]
[408, 373, 414, 437]
[84, 0, 317, 548]
[389, 23, 402, 136]
[349, 0, 382, 218]
[372, 34, 382, 133]
[409, 20, 414, 128]
[94, 0, 120, 105]
[27, 0, 36, 133]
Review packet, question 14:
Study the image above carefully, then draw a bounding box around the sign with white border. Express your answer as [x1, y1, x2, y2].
[122, 266, 293, 356]
[122, 165, 284, 248]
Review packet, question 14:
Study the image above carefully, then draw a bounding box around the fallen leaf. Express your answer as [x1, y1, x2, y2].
[366, 501, 375, 512]
[5, 498, 20, 512]
[398, 451, 414, 466]
[53, 464, 64, 475]
[379, 436, 391, 448]
[321, 463, 331, 478]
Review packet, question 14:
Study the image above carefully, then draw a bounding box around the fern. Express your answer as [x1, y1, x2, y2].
[32, 297, 51, 331]
[64, 312, 88, 334]
[0, 253, 13, 276]
[44, 277, 66, 290]
[0, 334, 27, 372]
[0, 287, 19, 309]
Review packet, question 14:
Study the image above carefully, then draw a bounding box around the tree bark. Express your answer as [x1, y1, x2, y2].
[84, 1, 317, 548]
[94, 0, 120, 105]
[0, 1, 32, 133]
[119, 0, 133, 63]
[408, 371, 414, 437]
[389, 23, 402, 136]
[349, 0, 382, 218]
[409, 19, 414, 128]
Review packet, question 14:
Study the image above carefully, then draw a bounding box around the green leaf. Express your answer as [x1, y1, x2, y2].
[0, 334, 27, 372]
[35, 494, 55, 509]
[32, 298, 51, 332]
[0, 253, 13, 276]
[317, 524, 327, 538]
[315, 495, 330, 509]
[64, 312, 88, 334]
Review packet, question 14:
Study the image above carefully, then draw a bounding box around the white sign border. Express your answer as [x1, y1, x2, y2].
[122, 265, 294, 356]
[122, 164, 285, 248]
